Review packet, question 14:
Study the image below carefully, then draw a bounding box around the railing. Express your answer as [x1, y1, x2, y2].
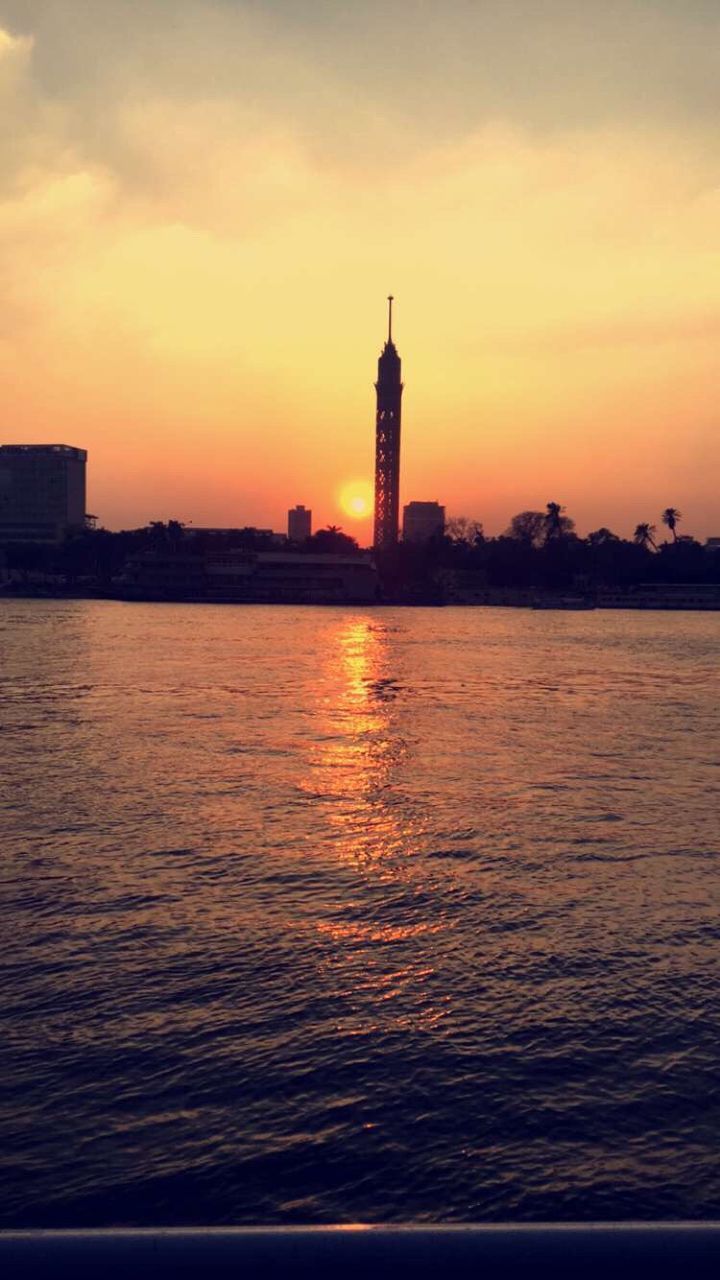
[2, 1223, 719, 1278]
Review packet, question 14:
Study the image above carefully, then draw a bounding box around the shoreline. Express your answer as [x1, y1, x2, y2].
[2, 587, 719, 611]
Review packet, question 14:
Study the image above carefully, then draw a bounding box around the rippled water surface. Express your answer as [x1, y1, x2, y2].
[1, 600, 719, 1226]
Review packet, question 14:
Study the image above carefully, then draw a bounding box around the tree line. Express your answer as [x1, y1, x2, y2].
[0, 503, 717, 596]
[376, 502, 718, 599]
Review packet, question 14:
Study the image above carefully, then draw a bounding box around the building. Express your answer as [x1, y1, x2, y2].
[403, 501, 445, 544]
[117, 549, 378, 604]
[288, 505, 312, 542]
[189, 528, 286, 545]
[373, 296, 403, 550]
[0, 444, 87, 543]
[598, 582, 720, 610]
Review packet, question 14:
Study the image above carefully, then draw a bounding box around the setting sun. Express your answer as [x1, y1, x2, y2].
[339, 480, 373, 521]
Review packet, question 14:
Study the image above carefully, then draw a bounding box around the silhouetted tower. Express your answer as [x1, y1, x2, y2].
[373, 296, 403, 550]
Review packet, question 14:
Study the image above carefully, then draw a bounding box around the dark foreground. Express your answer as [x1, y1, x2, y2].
[3, 1225, 720, 1280]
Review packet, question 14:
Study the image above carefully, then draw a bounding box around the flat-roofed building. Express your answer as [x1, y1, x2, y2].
[0, 444, 87, 543]
[599, 582, 720, 610]
[402, 500, 445, 544]
[118, 549, 378, 604]
[288, 505, 312, 542]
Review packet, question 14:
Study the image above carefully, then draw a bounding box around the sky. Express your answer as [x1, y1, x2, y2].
[1, 0, 718, 541]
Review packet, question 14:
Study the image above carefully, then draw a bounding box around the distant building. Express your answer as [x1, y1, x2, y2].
[288, 505, 312, 542]
[705, 537, 720, 550]
[0, 444, 87, 543]
[190, 527, 286, 545]
[598, 582, 720, 610]
[403, 501, 445, 544]
[118, 549, 378, 605]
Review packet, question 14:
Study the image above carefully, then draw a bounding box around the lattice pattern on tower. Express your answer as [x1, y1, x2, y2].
[373, 297, 403, 550]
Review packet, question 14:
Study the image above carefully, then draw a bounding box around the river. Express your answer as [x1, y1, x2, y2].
[1, 600, 718, 1225]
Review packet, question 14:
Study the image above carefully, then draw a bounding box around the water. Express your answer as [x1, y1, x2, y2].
[1, 600, 719, 1226]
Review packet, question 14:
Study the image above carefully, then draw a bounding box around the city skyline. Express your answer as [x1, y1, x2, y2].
[1, 1, 718, 540]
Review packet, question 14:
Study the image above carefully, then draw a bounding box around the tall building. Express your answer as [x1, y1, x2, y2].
[288, 505, 312, 541]
[0, 444, 87, 543]
[373, 296, 403, 550]
[403, 501, 446, 544]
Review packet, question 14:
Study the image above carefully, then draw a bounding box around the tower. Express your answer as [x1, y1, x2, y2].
[373, 296, 403, 550]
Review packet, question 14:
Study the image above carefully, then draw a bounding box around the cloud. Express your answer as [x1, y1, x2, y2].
[0, 25, 32, 60]
[0, 3, 718, 533]
[2, 13, 717, 355]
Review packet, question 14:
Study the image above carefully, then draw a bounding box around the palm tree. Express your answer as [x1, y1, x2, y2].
[633, 523, 657, 550]
[544, 501, 565, 541]
[661, 508, 682, 541]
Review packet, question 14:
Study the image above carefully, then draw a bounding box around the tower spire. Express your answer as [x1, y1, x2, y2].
[387, 295, 394, 343]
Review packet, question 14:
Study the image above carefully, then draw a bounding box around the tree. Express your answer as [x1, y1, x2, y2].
[147, 521, 168, 546]
[661, 508, 682, 541]
[655, 535, 704, 583]
[445, 516, 484, 545]
[505, 510, 546, 547]
[587, 527, 619, 547]
[633, 523, 657, 551]
[308, 526, 359, 554]
[543, 501, 575, 542]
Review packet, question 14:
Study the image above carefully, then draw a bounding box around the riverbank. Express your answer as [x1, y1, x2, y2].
[2, 582, 720, 609]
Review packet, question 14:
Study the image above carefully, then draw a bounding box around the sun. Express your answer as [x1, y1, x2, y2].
[339, 480, 373, 521]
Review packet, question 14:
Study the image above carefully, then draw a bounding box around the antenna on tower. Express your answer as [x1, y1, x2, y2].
[387, 295, 394, 343]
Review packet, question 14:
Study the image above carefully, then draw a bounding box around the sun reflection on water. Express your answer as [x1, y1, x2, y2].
[301, 615, 421, 868]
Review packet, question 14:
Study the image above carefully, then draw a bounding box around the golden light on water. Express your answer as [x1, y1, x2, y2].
[302, 614, 412, 868]
[299, 614, 446, 1035]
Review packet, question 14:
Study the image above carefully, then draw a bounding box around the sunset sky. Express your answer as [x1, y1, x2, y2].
[1, 0, 718, 541]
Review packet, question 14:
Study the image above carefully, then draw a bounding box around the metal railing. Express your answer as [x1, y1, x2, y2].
[2, 1223, 719, 1278]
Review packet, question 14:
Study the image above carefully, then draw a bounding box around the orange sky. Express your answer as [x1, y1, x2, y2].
[1, 2, 718, 542]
